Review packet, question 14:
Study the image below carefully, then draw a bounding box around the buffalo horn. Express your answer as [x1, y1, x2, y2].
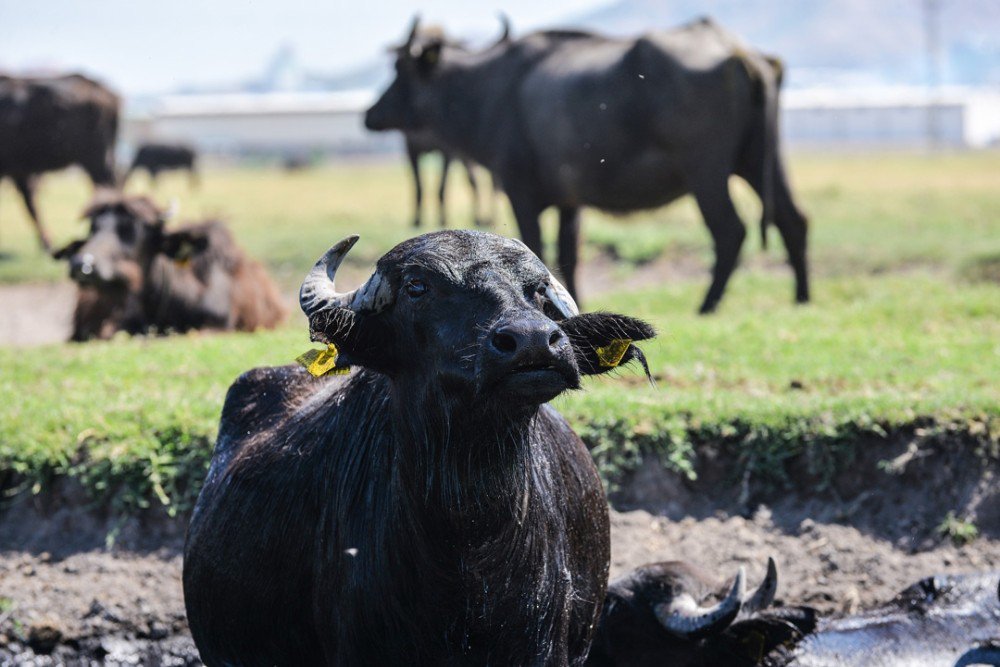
[655, 567, 745, 638]
[544, 273, 579, 318]
[299, 235, 393, 317]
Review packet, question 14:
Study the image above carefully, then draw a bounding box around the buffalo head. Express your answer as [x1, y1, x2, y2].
[590, 558, 817, 667]
[365, 16, 511, 133]
[300, 230, 653, 408]
[54, 193, 195, 289]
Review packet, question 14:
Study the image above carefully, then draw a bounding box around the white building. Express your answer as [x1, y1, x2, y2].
[122, 90, 398, 158]
[122, 86, 1000, 159]
[782, 87, 1000, 149]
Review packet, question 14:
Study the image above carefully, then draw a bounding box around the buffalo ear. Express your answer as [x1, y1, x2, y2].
[53, 238, 86, 260]
[415, 40, 443, 76]
[160, 229, 209, 261]
[559, 312, 656, 379]
[307, 308, 397, 375]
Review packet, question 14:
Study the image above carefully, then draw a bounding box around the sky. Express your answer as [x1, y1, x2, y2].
[0, 0, 607, 95]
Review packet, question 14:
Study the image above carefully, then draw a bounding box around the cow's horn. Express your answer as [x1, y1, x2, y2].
[496, 13, 512, 44]
[544, 273, 579, 319]
[741, 557, 778, 616]
[655, 567, 745, 638]
[404, 15, 421, 52]
[299, 236, 392, 317]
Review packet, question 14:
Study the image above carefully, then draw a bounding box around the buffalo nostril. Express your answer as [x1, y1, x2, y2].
[492, 330, 518, 355]
[548, 328, 564, 347]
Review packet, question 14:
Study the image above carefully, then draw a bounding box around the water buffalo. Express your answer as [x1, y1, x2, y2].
[124, 142, 199, 188]
[183, 230, 655, 665]
[389, 27, 497, 229]
[366, 17, 808, 313]
[591, 561, 1000, 667]
[53, 192, 285, 341]
[588, 558, 816, 666]
[0, 73, 119, 252]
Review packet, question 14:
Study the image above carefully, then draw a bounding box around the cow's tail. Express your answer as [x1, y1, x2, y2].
[758, 55, 783, 251]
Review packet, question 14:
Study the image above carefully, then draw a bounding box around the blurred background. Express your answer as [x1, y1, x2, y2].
[4, 0, 1000, 159]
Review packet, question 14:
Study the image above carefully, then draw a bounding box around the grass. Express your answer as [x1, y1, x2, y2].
[0, 152, 998, 515]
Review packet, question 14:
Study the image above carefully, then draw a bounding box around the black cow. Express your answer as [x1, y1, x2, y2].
[590, 562, 1000, 667]
[124, 142, 198, 188]
[588, 558, 816, 666]
[0, 73, 119, 252]
[366, 17, 808, 313]
[183, 230, 655, 665]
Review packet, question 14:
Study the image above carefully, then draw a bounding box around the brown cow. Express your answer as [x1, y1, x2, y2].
[0, 73, 120, 252]
[53, 192, 285, 341]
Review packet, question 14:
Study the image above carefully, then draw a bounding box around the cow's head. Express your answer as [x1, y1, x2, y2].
[364, 16, 510, 132]
[591, 559, 816, 667]
[300, 231, 653, 409]
[54, 193, 199, 288]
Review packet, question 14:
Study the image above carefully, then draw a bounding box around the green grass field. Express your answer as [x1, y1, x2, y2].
[1, 152, 998, 514]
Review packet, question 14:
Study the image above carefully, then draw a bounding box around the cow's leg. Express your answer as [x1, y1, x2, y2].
[507, 191, 545, 265]
[407, 146, 423, 228]
[463, 161, 484, 227]
[693, 179, 747, 314]
[13, 175, 51, 252]
[772, 160, 810, 304]
[737, 157, 810, 306]
[557, 207, 581, 300]
[438, 153, 451, 228]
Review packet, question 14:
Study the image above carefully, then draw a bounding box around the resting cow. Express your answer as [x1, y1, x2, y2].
[124, 142, 199, 188]
[54, 193, 285, 341]
[183, 230, 655, 665]
[366, 17, 808, 313]
[0, 73, 119, 252]
[588, 558, 816, 666]
[589, 561, 1000, 667]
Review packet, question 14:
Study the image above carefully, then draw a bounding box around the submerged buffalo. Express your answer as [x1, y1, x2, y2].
[183, 230, 655, 665]
[0, 73, 119, 252]
[124, 142, 199, 188]
[54, 192, 285, 341]
[591, 561, 1000, 667]
[366, 17, 808, 313]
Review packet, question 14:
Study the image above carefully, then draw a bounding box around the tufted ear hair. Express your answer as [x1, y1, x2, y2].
[559, 312, 655, 380]
[701, 608, 818, 666]
[159, 228, 210, 260]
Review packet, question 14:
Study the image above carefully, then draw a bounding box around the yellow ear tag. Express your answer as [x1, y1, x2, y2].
[295, 344, 350, 377]
[174, 257, 192, 269]
[595, 338, 632, 368]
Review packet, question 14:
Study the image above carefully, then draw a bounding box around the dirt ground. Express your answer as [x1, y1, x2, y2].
[2, 496, 998, 664]
[0, 283, 75, 347]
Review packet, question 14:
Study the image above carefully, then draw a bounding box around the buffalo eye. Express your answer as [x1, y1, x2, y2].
[405, 279, 428, 298]
[117, 221, 136, 244]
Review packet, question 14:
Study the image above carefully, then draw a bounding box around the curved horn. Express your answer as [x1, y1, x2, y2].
[496, 13, 512, 44]
[740, 557, 778, 616]
[655, 567, 745, 639]
[404, 15, 421, 50]
[544, 272, 579, 319]
[299, 236, 395, 317]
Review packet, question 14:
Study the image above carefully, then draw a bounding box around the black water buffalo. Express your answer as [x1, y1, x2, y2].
[183, 230, 655, 665]
[0, 73, 119, 252]
[124, 142, 198, 187]
[366, 17, 808, 313]
[53, 192, 285, 341]
[590, 562, 1000, 667]
[588, 558, 816, 666]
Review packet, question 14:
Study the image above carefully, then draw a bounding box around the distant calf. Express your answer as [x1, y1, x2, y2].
[54, 192, 285, 341]
[125, 142, 198, 187]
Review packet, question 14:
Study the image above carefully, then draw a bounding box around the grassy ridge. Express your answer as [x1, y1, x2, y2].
[0, 153, 998, 515]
